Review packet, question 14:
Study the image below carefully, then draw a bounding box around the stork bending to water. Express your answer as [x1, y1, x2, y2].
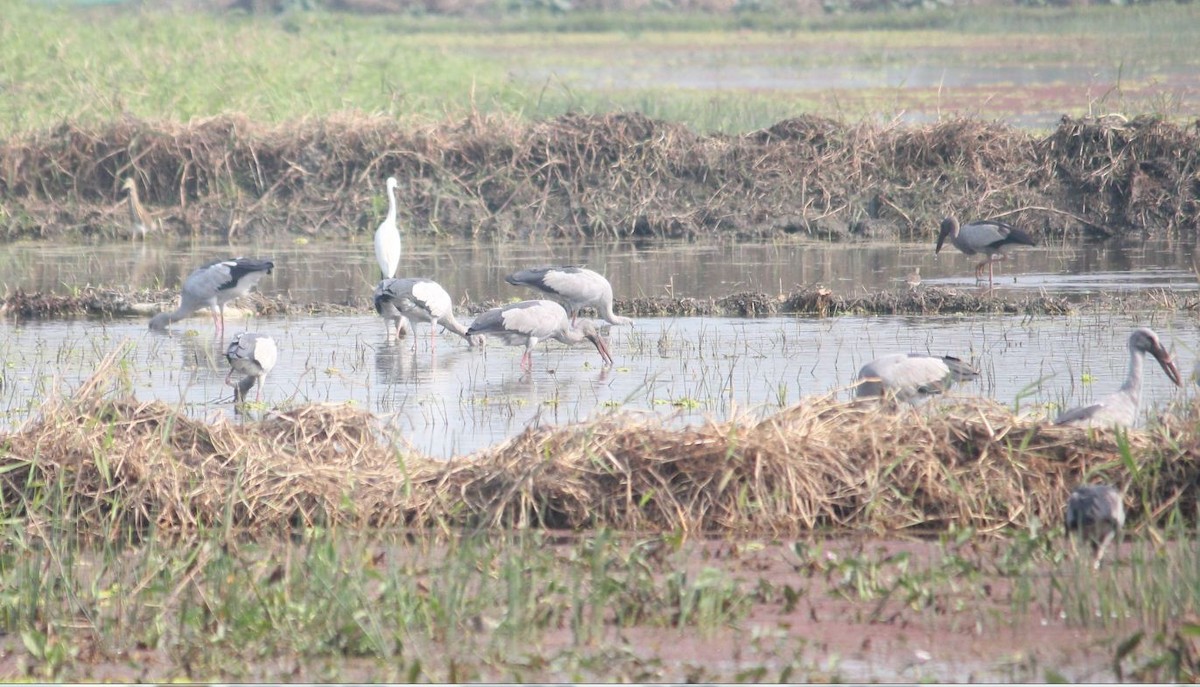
[374, 278, 482, 350]
[466, 299, 613, 370]
[149, 257, 274, 337]
[935, 216, 1036, 288]
[225, 332, 278, 403]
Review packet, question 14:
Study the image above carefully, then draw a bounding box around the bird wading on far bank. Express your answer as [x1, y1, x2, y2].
[149, 257, 274, 337]
[505, 266, 634, 327]
[1054, 327, 1181, 429]
[466, 299, 613, 371]
[935, 216, 1036, 289]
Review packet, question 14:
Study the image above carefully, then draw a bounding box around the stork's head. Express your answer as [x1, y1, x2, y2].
[576, 321, 613, 366]
[935, 216, 960, 254]
[1130, 327, 1181, 387]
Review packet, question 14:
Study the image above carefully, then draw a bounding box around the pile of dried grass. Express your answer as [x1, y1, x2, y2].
[2, 357, 1196, 538]
[2, 113, 1196, 242]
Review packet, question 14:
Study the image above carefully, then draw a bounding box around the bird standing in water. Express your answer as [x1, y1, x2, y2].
[935, 216, 1036, 289]
[149, 257, 274, 337]
[225, 332, 278, 403]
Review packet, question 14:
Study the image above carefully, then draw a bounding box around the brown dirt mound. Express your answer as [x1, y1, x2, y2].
[3, 354, 1197, 538]
[2, 285, 1081, 320]
[2, 113, 1197, 243]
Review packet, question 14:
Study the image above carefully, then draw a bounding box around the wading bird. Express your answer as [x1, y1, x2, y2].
[225, 332, 278, 403]
[374, 177, 402, 280]
[505, 266, 634, 327]
[1065, 484, 1125, 569]
[373, 277, 482, 351]
[122, 177, 157, 240]
[1054, 327, 1181, 429]
[855, 353, 981, 404]
[466, 299, 613, 370]
[149, 257, 274, 336]
[935, 216, 1036, 289]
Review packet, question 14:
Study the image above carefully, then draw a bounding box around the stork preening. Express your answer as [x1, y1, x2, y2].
[466, 299, 613, 371]
[122, 177, 157, 240]
[935, 216, 1036, 289]
[855, 353, 981, 404]
[374, 177, 402, 280]
[1054, 327, 1181, 429]
[149, 257, 274, 336]
[1065, 484, 1125, 569]
[373, 277, 482, 351]
[505, 266, 634, 327]
[225, 332, 278, 403]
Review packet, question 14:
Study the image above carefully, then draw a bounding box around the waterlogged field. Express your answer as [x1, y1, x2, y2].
[0, 309, 1194, 458]
[3, 2, 1200, 681]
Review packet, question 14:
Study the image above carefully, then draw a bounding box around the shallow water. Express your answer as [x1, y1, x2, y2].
[1, 235, 1197, 303]
[1, 308, 1193, 458]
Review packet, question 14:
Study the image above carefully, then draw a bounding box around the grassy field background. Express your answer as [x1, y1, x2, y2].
[2, 1, 1197, 136]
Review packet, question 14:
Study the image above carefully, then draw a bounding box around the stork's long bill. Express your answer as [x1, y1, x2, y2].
[588, 329, 614, 366]
[1151, 342, 1182, 387]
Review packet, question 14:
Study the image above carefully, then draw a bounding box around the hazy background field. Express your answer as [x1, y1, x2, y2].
[2, 1, 1197, 136]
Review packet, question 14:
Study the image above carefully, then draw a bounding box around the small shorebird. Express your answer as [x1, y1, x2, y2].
[905, 267, 922, 291]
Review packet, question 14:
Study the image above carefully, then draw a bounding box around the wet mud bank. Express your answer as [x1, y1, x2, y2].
[1, 113, 1197, 243]
[0, 284, 1111, 320]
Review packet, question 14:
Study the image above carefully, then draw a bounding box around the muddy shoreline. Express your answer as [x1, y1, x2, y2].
[4, 282, 1198, 321]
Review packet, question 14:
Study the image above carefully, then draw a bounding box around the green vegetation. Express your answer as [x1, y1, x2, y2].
[2, 2, 1197, 136]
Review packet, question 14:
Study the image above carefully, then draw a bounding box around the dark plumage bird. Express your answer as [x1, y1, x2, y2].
[935, 216, 1036, 288]
[150, 257, 274, 336]
[225, 332, 278, 403]
[373, 277, 481, 350]
[466, 299, 613, 370]
[1054, 327, 1181, 429]
[855, 353, 980, 404]
[1065, 484, 1125, 569]
[505, 266, 634, 327]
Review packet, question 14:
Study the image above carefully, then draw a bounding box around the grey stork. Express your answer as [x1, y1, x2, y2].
[374, 177, 402, 280]
[149, 257, 274, 336]
[505, 266, 634, 326]
[1065, 484, 1125, 569]
[935, 216, 1036, 288]
[373, 277, 482, 351]
[855, 353, 981, 404]
[466, 299, 614, 370]
[1054, 327, 1181, 429]
[225, 332, 278, 403]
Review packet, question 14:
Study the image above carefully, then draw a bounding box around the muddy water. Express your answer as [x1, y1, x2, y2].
[1, 309, 1193, 458]
[1, 235, 1197, 302]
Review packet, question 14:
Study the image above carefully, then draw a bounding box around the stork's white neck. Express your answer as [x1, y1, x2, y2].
[1119, 346, 1145, 404]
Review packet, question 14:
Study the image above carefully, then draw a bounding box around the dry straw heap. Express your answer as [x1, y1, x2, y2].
[0, 113, 1196, 242]
[1, 355, 1197, 539]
